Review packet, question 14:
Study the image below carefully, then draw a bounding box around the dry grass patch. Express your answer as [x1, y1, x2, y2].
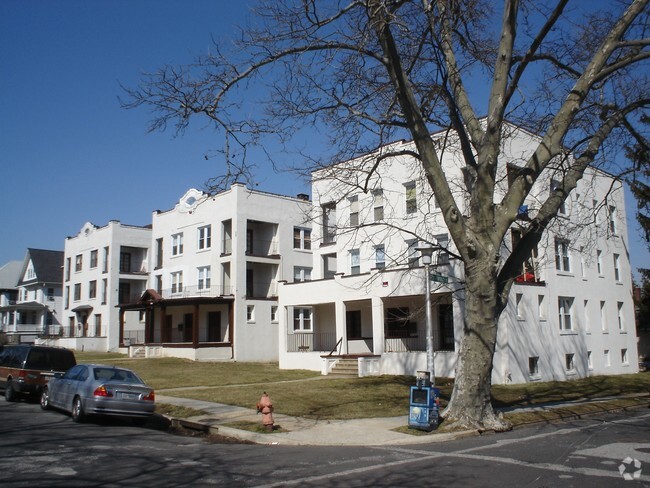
[155, 403, 209, 419]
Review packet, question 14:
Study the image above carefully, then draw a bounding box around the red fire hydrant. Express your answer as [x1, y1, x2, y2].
[256, 392, 274, 432]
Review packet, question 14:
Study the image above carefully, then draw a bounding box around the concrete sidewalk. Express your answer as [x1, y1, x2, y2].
[156, 392, 649, 446]
[156, 394, 470, 446]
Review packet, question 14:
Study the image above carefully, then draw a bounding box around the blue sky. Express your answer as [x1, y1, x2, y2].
[1, 1, 648, 277]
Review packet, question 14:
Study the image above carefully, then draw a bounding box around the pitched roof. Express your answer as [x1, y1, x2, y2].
[0, 261, 22, 289]
[18, 249, 64, 286]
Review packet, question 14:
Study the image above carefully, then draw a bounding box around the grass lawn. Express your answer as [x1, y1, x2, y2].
[74, 352, 649, 420]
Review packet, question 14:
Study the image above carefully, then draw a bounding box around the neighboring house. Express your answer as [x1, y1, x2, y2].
[40, 221, 152, 352]
[0, 261, 23, 342]
[119, 184, 312, 361]
[278, 124, 639, 383]
[0, 249, 64, 344]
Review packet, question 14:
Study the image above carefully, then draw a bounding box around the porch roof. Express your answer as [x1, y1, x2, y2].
[0, 301, 49, 312]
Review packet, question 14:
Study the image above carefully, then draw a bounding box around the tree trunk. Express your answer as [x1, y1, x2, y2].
[442, 260, 511, 432]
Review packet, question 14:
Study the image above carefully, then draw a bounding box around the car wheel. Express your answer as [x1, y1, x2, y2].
[71, 396, 85, 423]
[40, 387, 50, 410]
[4, 380, 16, 402]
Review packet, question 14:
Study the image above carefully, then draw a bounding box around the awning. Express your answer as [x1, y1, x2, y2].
[71, 305, 94, 313]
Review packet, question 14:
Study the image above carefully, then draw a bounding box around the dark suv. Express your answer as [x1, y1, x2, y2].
[0, 345, 77, 401]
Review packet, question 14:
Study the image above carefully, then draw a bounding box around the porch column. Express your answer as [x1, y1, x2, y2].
[334, 300, 347, 355]
[118, 308, 125, 346]
[159, 305, 166, 343]
[192, 303, 199, 349]
[228, 301, 234, 359]
[371, 296, 384, 355]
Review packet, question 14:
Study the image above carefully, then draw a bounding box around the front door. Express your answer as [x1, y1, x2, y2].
[207, 311, 221, 342]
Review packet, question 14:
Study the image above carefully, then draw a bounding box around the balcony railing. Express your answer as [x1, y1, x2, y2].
[123, 330, 145, 345]
[246, 238, 279, 257]
[161, 285, 234, 300]
[286, 332, 338, 352]
[384, 335, 426, 352]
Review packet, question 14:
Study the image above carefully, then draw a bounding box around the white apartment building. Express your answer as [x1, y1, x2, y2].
[42, 221, 152, 352]
[1, 250, 64, 344]
[278, 124, 639, 384]
[120, 184, 312, 362]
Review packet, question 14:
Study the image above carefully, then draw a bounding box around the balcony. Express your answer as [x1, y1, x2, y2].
[161, 285, 234, 300]
[246, 238, 279, 258]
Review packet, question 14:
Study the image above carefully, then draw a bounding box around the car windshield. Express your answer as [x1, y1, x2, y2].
[93, 368, 143, 384]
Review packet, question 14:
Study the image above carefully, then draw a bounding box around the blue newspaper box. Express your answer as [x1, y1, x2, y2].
[408, 384, 440, 431]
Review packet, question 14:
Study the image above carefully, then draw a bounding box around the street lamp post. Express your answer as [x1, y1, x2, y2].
[416, 244, 435, 386]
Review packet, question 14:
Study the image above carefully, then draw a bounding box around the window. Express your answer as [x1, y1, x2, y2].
[271, 306, 278, 323]
[554, 238, 571, 272]
[349, 196, 359, 226]
[95, 314, 102, 337]
[373, 189, 384, 221]
[350, 249, 360, 275]
[172, 233, 184, 256]
[558, 297, 573, 331]
[435, 234, 450, 265]
[88, 280, 97, 299]
[65, 286, 69, 309]
[565, 353, 575, 372]
[404, 182, 417, 214]
[322, 202, 336, 244]
[198, 225, 212, 250]
[604, 349, 611, 367]
[621, 348, 628, 365]
[613, 254, 621, 281]
[119, 252, 131, 273]
[439, 303, 455, 351]
[538, 295, 546, 320]
[171, 271, 183, 294]
[247, 305, 255, 323]
[323, 253, 337, 279]
[587, 351, 593, 369]
[596, 250, 602, 275]
[74, 283, 81, 301]
[608, 205, 617, 235]
[197, 266, 211, 290]
[103, 246, 109, 273]
[375, 245, 385, 269]
[65, 257, 71, 281]
[155, 238, 163, 268]
[293, 266, 312, 282]
[90, 250, 98, 269]
[293, 307, 312, 331]
[293, 227, 311, 250]
[617, 301, 624, 331]
[101, 279, 107, 305]
[155, 275, 162, 295]
[75, 254, 83, 272]
[528, 356, 539, 376]
[405, 239, 419, 268]
[515, 293, 524, 319]
[584, 300, 590, 332]
[551, 179, 567, 215]
[600, 301, 607, 332]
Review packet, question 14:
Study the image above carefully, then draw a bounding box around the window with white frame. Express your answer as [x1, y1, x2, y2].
[435, 233, 450, 265]
[375, 245, 385, 269]
[101, 279, 107, 305]
[373, 189, 384, 221]
[596, 250, 603, 275]
[90, 250, 98, 269]
[538, 295, 546, 320]
[565, 353, 575, 372]
[604, 349, 611, 366]
[554, 238, 571, 272]
[75, 254, 83, 272]
[197, 266, 211, 290]
[617, 301, 624, 331]
[613, 254, 621, 281]
[528, 356, 539, 376]
[349, 196, 359, 227]
[293, 227, 312, 250]
[293, 307, 312, 331]
[172, 233, 184, 256]
[322, 202, 336, 244]
[404, 182, 417, 214]
[516, 293, 524, 319]
[584, 299, 590, 332]
[198, 225, 212, 250]
[608, 205, 617, 235]
[88, 280, 97, 299]
[600, 301, 607, 332]
[621, 348, 628, 365]
[247, 305, 255, 322]
[406, 239, 419, 268]
[293, 266, 312, 282]
[171, 271, 183, 294]
[74, 283, 81, 301]
[271, 306, 278, 323]
[587, 350, 593, 369]
[551, 179, 567, 215]
[558, 297, 573, 331]
[350, 249, 360, 275]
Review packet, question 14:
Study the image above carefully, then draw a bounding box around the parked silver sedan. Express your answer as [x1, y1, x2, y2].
[40, 364, 155, 424]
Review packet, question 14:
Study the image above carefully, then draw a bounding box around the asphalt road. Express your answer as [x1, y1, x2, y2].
[1, 400, 649, 487]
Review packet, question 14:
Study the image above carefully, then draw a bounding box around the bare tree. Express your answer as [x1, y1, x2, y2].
[123, 0, 650, 430]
